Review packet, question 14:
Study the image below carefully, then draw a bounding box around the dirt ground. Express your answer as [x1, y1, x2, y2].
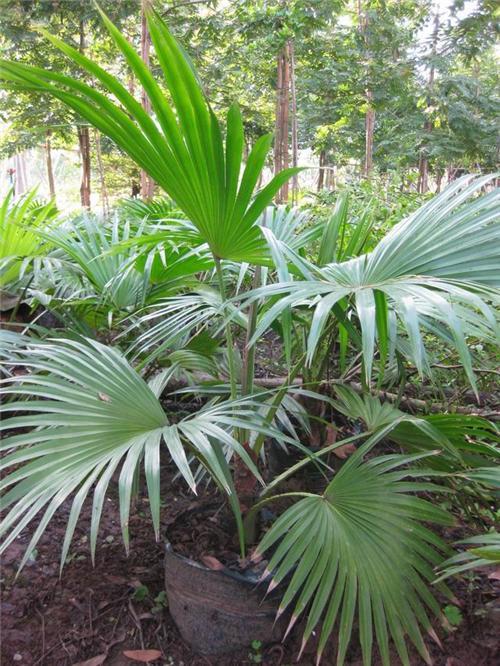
[1, 460, 499, 666]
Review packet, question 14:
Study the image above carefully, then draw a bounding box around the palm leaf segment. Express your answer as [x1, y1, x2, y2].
[331, 385, 500, 469]
[436, 531, 500, 581]
[257, 442, 453, 666]
[0, 9, 298, 264]
[248, 175, 500, 388]
[0, 336, 266, 571]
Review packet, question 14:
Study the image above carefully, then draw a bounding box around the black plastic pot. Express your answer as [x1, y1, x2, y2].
[164, 541, 284, 655]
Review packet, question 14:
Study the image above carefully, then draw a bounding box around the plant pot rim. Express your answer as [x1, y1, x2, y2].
[164, 538, 269, 587]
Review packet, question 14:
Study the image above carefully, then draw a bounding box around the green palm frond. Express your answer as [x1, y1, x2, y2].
[317, 191, 374, 265]
[0, 336, 285, 570]
[245, 176, 500, 389]
[118, 196, 182, 223]
[44, 215, 148, 310]
[461, 466, 500, 486]
[257, 442, 453, 666]
[435, 531, 500, 581]
[32, 214, 212, 326]
[332, 385, 499, 468]
[0, 188, 58, 287]
[125, 286, 247, 365]
[0, 9, 299, 263]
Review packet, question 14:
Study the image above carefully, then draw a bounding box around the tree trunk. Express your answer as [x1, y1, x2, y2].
[364, 92, 375, 178]
[317, 150, 326, 191]
[78, 21, 91, 209]
[94, 129, 109, 216]
[435, 168, 443, 193]
[417, 120, 431, 194]
[13, 151, 29, 197]
[289, 41, 298, 204]
[358, 0, 375, 178]
[140, 0, 156, 200]
[274, 43, 290, 203]
[45, 130, 56, 201]
[418, 13, 439, 194]
[78, 127, 91, 209]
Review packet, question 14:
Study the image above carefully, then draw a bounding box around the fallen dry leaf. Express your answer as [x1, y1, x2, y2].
[487, 567, 500, 581]
[201, 555, 224, 570]
[333, 442, 357, 459]
[72, 656, 107, 666]
[123, 649, 162, 663]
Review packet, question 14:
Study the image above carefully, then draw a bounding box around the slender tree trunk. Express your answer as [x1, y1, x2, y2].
[45, 130, 56, 201]
[274, 43, 290, 203]
[94, 129, 109, 216]
[364, 91, 375, 177]
[358, 0, 375, 178]
[78, 21, 91, 209]
[78, 127, 91, 209]
[140, 0, 155, 200]
[418, 12, 439, 194]
[417, 125, 430, 194]
[317, 150, 326, 191]
[435, 168, 443, 193]
[289, 41, 298, 204]
[273, 52, 283, 181]
[128, 73, 136, 96]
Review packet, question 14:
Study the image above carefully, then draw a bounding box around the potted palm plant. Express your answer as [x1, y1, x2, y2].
[1, 8, 499, 664]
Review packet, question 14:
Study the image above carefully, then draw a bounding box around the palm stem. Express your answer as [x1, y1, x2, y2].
[213, 255, 238, 400]
[253, 352, 306, 458]
[242, 265, 261, 396]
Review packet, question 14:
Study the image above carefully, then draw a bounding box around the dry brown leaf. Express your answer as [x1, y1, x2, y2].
[201, 555, 224, 570]
[487, 567, 500, 581]
[333, 442, 357, 459]
[72, 656, 107, 666]
[123, 650, 162, 663]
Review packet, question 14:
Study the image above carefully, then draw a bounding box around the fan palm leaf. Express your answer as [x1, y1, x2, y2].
[43, 215, 148, 310]
[125, 286, 247, 365]
[0, 9, 299, 264]
[256, 440, 454, 666]
[0, 336, 290, 570]
[244, 176, 500, 389]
